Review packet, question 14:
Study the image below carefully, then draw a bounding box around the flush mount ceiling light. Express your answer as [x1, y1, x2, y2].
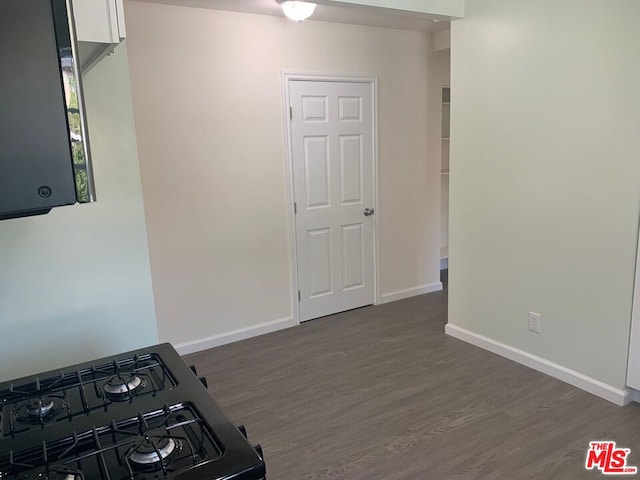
[278, 1, 317, 22]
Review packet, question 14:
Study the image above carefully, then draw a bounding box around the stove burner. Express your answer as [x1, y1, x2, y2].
[15, 396, 64, 425]
[25, 397, 55, 419]
[102, 374, 143, 399]
[128, 437, 178, 466]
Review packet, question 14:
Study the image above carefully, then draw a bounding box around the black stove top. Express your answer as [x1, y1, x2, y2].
[0, 343, 265, 480]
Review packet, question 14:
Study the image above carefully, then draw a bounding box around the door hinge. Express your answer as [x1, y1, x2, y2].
[289, 106, 293, 120]
[298, 290, 301, 301]
[294, 202, 297, 214]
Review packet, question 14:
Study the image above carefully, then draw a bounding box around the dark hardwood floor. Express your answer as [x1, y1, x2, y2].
[186, 287, 640, 479]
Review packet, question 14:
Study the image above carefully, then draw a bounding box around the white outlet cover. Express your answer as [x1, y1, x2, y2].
[529, 312, 541, 334]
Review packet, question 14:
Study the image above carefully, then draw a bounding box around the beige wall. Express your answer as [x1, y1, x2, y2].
[125, 2, 441, 347]
[449, 0, 640, 389]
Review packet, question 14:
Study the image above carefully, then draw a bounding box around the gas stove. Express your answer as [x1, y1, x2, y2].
[0, 343, 265, 479]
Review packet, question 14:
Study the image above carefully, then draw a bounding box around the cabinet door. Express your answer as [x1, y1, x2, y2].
[115, 0, 126, 40]
[72, 0, 119, 44]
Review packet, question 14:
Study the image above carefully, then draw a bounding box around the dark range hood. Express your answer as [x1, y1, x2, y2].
[0, 0, 95, 221]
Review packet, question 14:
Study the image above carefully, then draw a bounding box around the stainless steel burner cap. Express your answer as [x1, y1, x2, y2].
[25, 398, 55, 418]
[129, 437, 177, 465]
[103, 374, 143, 395]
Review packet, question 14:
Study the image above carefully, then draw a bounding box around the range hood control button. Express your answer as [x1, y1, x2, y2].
[38, 186, 52, 198]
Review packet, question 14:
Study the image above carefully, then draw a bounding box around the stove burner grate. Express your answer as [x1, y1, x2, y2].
[128, 436, 180, 466]
[1, 353, 176, 439]
[0, 346, 264, 480]
[0, 404, 219, 480]
[25, 397, 55, 419]
[11, 394, 69, 431]
[91, 357, 167, 404]
[25, 470, 83, 480]
[102, 373, 145, 400]
[6, 454, 84, 480]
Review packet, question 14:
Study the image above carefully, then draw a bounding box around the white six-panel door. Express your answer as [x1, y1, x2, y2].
[289, 80, 375, 322]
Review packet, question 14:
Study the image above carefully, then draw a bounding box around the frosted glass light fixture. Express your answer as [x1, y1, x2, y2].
[279, 1, 317, 22]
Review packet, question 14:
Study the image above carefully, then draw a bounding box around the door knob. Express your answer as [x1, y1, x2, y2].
[364, 207, 375, 216]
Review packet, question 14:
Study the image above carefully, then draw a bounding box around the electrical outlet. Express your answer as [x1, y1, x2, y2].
[529, 312, 541, 334]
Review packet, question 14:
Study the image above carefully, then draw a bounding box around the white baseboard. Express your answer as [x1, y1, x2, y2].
[380, 282, 443, 305]
[174, 316, 298, 356]
[445, 323, 631, 406]
[440, 257, 449, 270]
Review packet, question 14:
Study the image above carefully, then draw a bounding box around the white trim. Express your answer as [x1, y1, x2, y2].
[440, 256, 448, 270]
[380, 282, 443, 304]
[625, 213, 640, 389]
[174, 316, 297, 356]
[445, 323, 631, 406]
[281, 72, 381, 323]
[280, 73, 301, 326]
[283, 72, 381, 84]
[372, 77, 380, 306]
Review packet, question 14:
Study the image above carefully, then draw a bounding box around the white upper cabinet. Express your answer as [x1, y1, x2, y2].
[72, 0, 126, 71]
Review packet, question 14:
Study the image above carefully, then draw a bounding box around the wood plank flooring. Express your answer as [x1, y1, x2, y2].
[186, 289, 640, 479]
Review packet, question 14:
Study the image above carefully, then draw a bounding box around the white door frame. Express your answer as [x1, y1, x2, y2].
[281, 72, 380, 324]
[626, 217, 640, 390]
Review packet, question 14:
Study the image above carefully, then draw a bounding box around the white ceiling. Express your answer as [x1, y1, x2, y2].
[129, 0, 451, 32]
